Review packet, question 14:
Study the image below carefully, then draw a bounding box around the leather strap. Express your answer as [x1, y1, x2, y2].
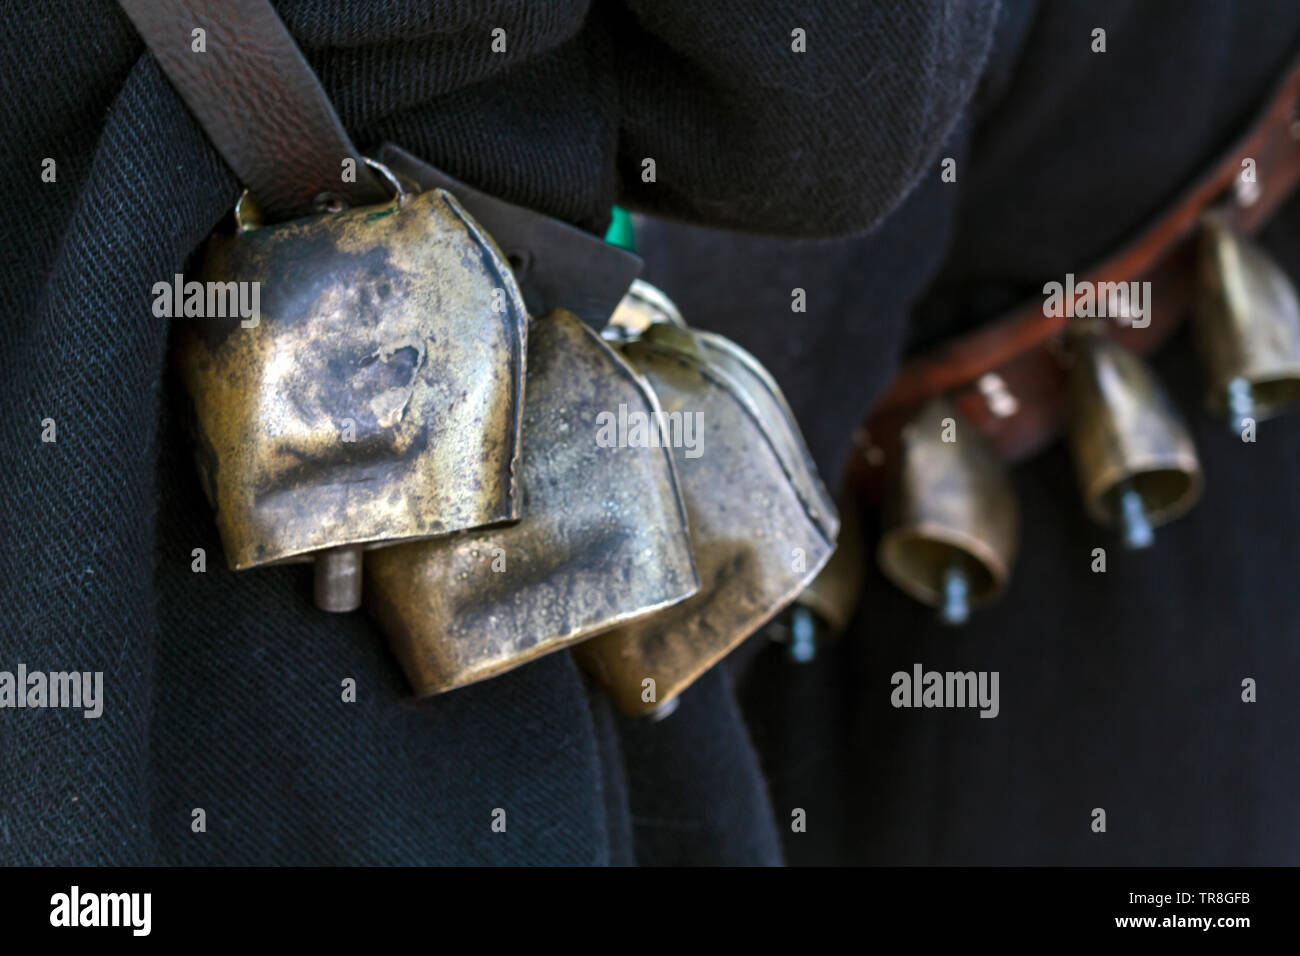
[848, 51, 1300, 503]
[117, 0, 389, 222]
[378, 144, 645, 331]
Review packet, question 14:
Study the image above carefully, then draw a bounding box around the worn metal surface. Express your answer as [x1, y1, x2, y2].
[1195, 213, 1300, 419]
[379, 144, 644, 330]
[365, 309, 699, 697]
[575, 313, 838, 717]
[878, 397, 1019, 610]
[1067, 328, 1202, 527]
[175, 186, 527, 572]
[797, 493, 865, 634]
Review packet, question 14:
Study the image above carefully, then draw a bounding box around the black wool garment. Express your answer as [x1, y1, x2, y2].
[0, 0, 996, 865]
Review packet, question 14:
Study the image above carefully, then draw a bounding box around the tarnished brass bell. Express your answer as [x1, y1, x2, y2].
[776, 494, 865, 662]
[575, 299, 839, 716]
[364, 309, 699, 697]
[1195, 212, 1300, 430]
[175, 175, 527, 612]
[1066, 325, 1202, 549]
[877, 398, 1019, 625]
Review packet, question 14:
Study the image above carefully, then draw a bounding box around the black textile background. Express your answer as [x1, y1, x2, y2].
[1, 0, 1297, 864]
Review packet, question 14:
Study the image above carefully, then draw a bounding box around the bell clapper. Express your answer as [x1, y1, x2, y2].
[939, 562, 970, 627]
[1116, 481, 1155, 550]
[643, 696, 681, 722]
[314, 545, 364, 613]
[787, 605, 818, 663]
[1226, 376, 1255, 433]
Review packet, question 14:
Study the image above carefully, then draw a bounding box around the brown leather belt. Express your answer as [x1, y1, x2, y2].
[117, 0, 389, 222]
[847, 53, 1300, 503]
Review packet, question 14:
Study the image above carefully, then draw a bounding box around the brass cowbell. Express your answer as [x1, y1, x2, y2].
[364, 309, 700, 697]
[1066, 325, 1202, 549]
[574, 289, 839, 717]
[175, 172, 528, 612]
[878, 398, 1019, 625]
[779, 493, 865, 662]
[1195, 212, 1300, 430]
